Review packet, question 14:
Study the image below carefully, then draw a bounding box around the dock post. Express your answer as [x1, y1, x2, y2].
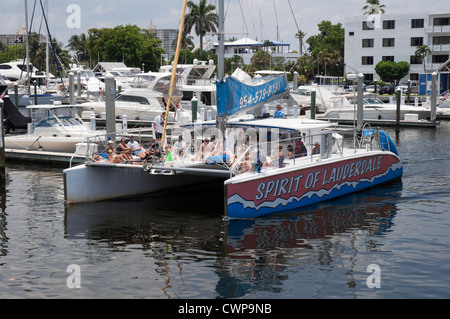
[14, 84, 19, 109]
[0, 99, 5, 167]
[396, 88, 401, 125]
[104, 75, 116, 142]
[90, 113, 96, 131]
[407, 80, 411, 104]
[191, 96, 197, 123]
[33, 81, 38, 105]
[69, 72, 75, 105]
[77, 71, 81, 98]
[430, 72, 437, 122]
[310, 89, 316, 119]
[293, 71, 298, 91]
[123, 115, 128, 133]
[356, 74, 364, 129]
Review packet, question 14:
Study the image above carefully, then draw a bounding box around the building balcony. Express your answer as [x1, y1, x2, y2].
[425, 25, 450, 34]
[431, 44, 450, 52]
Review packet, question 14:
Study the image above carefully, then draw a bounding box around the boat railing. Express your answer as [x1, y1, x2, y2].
[68, 127, 153, 167]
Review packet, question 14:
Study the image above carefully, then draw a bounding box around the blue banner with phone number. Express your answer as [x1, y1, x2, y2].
[216, 75, 288, 116]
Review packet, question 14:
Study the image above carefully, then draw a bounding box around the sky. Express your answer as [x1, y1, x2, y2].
[1, 0, 447, 54]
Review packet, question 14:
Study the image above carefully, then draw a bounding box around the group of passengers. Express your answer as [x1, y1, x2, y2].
[91, 134, 181, 164]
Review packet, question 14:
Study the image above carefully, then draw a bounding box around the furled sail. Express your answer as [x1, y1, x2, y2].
[216, 68, 289, 116]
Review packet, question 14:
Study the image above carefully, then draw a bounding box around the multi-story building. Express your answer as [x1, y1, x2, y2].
[155, 28, 178, 60]
[344, 11, 450, 84]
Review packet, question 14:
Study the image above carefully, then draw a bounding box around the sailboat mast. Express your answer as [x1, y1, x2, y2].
[24, 0, 30, 92]
[45, 0, 49, 88]
[161, 0, 188, 145]
[216, 0, 226, 135]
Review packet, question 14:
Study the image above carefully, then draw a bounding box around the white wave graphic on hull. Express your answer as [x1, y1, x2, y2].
[228, 162, 402, 211]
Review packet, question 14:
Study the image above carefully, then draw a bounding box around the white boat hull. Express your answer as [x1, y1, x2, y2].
[64, 163, 223, 203]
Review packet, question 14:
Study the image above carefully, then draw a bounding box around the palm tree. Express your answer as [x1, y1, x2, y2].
[186, 0, 218, 56]
[67, 33, 89, 64]
[363, 0, 386, 15]
[294, 30, 306, 54]
[415, 45, 431, 73]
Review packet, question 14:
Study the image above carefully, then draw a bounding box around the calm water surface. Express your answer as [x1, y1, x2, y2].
[0, 122, 449, 299]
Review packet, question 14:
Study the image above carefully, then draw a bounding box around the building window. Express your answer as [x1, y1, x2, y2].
[410, 73, 419, 81]
[382, 56, 395, 62]
[383, 20, 395, 29]
[411, 37, 423, 46]
[362, 56, 374, 65]
[433, 36, 450, 45]
[382, 38, 395, 47]
[362, 39, 374, 48]
[363, 74, 374, 83]
[433, 17, 450, 26]
[411, 19, 424, 28]
[410, 56, 422, 64]
[349, 31, 354, 36]
[432, 54, 449, 63]
[362, 21, 374, 30]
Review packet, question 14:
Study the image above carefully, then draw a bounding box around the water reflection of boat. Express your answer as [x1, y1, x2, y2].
[218, 181, 402, 298]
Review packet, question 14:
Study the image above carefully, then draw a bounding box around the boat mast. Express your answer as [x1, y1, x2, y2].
[161, 0, 188, 145]
[45, 0, 49, 88]
[216, 0, 226, 135]
[24, 0, 30, 93]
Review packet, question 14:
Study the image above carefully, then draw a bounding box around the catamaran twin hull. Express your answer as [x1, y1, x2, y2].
[225, 151, 403, 219]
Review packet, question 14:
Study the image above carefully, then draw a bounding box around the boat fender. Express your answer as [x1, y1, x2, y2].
[205, 153, 231, 165]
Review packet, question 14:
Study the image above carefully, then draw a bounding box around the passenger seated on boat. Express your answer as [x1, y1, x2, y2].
[287, 145, 295, 159]
[127, 135, 146, 159]
[173, 135, 187, 157]
[239, 153, 252, 173]
[98, 141, 128, 163]
[252, 145, 267, 173]
[295, 138, 307, 157]
[164, 145, 174, 162]
[196, 138, 215, 161]
[117, 138, 134, 161]
[278, 145, 285, 167]
[312, 142, 320, 155]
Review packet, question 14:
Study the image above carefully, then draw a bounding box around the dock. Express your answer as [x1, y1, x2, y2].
[5, 148, 86, 166]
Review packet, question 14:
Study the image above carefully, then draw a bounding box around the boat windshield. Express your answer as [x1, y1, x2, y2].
[364, 97, 384, 104]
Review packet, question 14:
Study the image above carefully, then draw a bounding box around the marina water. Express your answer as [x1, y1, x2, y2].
[1, 121, 449, 299]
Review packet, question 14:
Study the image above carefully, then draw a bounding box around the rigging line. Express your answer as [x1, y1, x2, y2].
[237, 0, 249, 37]
[273, 0, 279, 42]
[38, 0, 65, 90]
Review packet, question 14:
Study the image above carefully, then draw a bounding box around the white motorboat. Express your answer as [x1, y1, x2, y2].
[319, 95, 431, 121]
[78, 72, 193, 124]
[5, 103, 104, 154]
[436, 97, 450, 119]
[159, 60, 217, 119]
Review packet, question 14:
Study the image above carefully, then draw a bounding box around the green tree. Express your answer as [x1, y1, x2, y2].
[306, 21, 344, 76]
[86, 25, 165, 71]
[374, 60, 410, 85]
[415, 45, 431, 73]
[67, 33, 89, 64]
[363, 0, 385, 15]
[250, 50, 271, 70]
[186, 0, 218, 56]
[294, 30, 306, 54]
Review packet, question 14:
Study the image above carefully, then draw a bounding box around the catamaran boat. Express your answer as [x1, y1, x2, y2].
[62, 0, 402, 219]
[78, 72, 193, 124]
[63, 72, 403, 218]
[5, 103, 105, 154]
